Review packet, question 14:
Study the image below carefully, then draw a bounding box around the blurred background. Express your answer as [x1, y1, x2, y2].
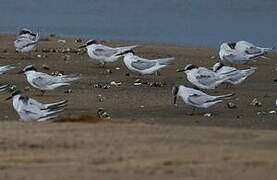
[0, 0, 276, 47]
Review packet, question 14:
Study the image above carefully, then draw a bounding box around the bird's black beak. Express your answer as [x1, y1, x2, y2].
[176, 68, 185, 72]
[173, 95, 177, 105]
[16, 70, 24, 74]
[78, 44, 87, 49]
[116, 52, 124, 56]
[6, 96, 12, 101]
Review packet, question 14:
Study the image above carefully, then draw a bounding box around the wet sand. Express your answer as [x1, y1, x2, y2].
[0, 34, 277, 179]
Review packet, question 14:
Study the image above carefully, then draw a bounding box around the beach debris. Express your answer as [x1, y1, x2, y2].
[269, 110, 276, 114]
[93, 83, 111, 89]
[97, 108, 111, 120]
[204, 113, 212, 117]
[149, 81, 166, 87]
[227, 102, 237, 109]
[97, 94, 105, 102]
[41, 64, 50, 70]
[105, 69, 112, 74]
[250, 98, 262, 107]
[257, 111, 267, 116]
[74, 38, 83, 43]
[24, 86, 30, 91]
[110, 81, 122, 86]
[51, 71, 64, 76]
[210, 56, 216, 60]
[57, 39, 66, 44]
[64, 89, 72, 94]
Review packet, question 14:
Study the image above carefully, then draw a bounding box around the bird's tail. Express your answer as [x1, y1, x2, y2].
[241, 67, 256, 77]
[215, 93, 235, 100]
[157, 57, 175, 65]
[0, 84, 9, 92]
[117, 45, 137, 53]
[44, 107, 65, 117]
[38, 115, 57, 122]
[62, 75, 80, 82]
[45, 100, 68, 109]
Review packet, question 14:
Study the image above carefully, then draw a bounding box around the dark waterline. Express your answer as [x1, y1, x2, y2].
[1, 0, 277, 48]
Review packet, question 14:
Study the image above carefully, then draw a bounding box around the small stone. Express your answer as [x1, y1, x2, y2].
[125, 73, 130, 76]
[42, 64, 50, 70]
[103, 85, 110, 89]
[227, 102, 237, 109]
[257, 111, 267, 116]
[24, 86, 30, 91]
[210, 56, 216, 59]
[93, 84, 102, 88]
[110, 81, 122, 86]
[57, 39, 66, 44]
[63, 55, 71, 61]
[64, 89, 72, 94]
[42, 48, 51, 53]
[97, 108, 111, 119]
[115, 67, 120, 70]
[37, 54, 42, 58]
[105, 69, 112, 74]
[204, 113, 212, 117]
[134, 82, 142, 86]
[9, 85, 17, 91]
[250, 98, 262, 107]
[268, 110, 276, 114]
[97, 94, 104, 102]
[74, 38, 83, 43]
[135, 79, 142, 83]
[140, 105, 145, 108]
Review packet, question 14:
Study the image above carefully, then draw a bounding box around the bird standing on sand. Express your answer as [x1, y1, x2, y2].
[172, 85, 234, 108]
[219, 41, 274, 65]
[14, 28, 40, 53]
[212, 62, 256, 85]
[79, 39, 137, 66]
[116, 50, 174, 75]
[6, 90, 67, 121]
[177, 64, 230, 90]
[19, 65, 80, 95]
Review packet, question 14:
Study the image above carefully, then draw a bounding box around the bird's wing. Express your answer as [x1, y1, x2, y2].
[187, 93, 213, 106]
[93, 45, 118, 57]
[195, 68, 218, 86]
[245, 47, 263, 55]
[15, 38, 37, 49]
[31, 73, 58, 88]
[131, 58, 156, 70]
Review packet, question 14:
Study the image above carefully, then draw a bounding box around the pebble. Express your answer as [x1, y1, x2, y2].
[115, 67, 121, 70]
[134, 82, 142, 86]
[64, 89, 73, 94]
[97, 108, 111, 119]
[97, 94, 105, 102]
[110, 81, 122, 86]
[42, 64, 50, 70]
[227, 102, 237, 109]
[250, 98, 262, 107]
[204, 113, 212, 117]
[268, 110, 276, 114]
[24, 86, 30, 91]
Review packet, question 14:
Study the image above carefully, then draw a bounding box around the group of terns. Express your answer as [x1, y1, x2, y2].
[1, 28, 276, 121]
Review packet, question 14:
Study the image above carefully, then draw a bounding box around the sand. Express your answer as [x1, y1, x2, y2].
[0, 34, 277, 179]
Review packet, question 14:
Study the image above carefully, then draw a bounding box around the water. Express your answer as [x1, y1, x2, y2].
[0, 0, 277, 47]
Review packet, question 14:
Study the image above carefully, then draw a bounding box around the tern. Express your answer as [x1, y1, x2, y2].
[14, 28, 40, 53]
[172, 85, 234, 108]
[79, 39, 137, 66]
[7, 90, 67, 121]
[19, 65, 80, 95]
[219, 41, 274, 65]
[116, 50, 174, 75]
[177, 64, 230, 90]
[213, 62, 256, 85]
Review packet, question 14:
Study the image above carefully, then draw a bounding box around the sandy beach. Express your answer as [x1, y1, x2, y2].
[0, 34, 277, 179]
